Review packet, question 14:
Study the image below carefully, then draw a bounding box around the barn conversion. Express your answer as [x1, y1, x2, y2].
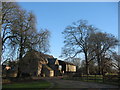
[2, 50, 76, 77]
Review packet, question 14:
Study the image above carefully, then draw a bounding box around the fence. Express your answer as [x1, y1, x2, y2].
[64, 74, 120, 86]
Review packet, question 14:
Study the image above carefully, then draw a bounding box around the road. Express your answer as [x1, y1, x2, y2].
[43, 77, 119, 89]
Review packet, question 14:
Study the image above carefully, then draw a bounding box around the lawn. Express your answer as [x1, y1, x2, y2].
[2, 79, 51, 89]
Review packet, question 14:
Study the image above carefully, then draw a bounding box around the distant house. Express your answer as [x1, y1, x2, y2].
[2, 60, 18, 77]
[58, 60, 76, 74]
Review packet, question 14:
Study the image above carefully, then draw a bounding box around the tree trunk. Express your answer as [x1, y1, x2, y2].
[96, 44, 102, 75]
[17, 36, 23, 78]
[100, 54, 105, 76]
[97, 55, 101, 75]
[84, 52, 89, 75]
[118, 67, 120, 87]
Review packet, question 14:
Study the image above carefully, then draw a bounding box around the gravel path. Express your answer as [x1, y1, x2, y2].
[44, 77, 119, 89]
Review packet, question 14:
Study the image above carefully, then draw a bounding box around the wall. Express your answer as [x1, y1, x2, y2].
[66, 64, 76, 72]
[41, 65, 54, 77]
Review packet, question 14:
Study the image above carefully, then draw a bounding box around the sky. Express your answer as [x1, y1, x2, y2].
[18, 2, 118, 60]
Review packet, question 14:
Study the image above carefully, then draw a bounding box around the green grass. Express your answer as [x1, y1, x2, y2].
[2, 80, 51, 89]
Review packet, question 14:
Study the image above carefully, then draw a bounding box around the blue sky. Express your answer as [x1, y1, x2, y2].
[18, 2, 118, 60]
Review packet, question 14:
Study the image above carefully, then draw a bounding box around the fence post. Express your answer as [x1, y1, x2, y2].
[95, 74, 96, 82]
[102, 74, 105, 83]
[118, 70, 120, 88]
[87, 74, 88, 82]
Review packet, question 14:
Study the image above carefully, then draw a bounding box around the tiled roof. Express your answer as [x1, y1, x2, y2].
[47, 58, 57, 65]
[22, 50, 54, 64]
[58, 60, 76, 66]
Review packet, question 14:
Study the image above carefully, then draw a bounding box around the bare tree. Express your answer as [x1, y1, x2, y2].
[1, 2, 19, 52]
[31, 29, 50, 53]
[61, 20, 98, 75]
[8, 9, 36, 60]
[112, 52, 120, 75]
[3, 8, 37, 77]
[2, 2, 51, 77]
[64, 58, 81, 70]
[71, 58, 81, 69]
[88, 32, 118, 75]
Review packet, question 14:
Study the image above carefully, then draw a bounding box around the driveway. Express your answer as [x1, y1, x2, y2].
[43, 77, 119, 89]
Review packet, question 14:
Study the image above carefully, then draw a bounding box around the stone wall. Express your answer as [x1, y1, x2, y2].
[66, 64, 76, 72]
[41, 65, 54, 77]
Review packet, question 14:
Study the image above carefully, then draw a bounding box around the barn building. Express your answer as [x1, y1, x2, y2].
[2, 50, 76, 77]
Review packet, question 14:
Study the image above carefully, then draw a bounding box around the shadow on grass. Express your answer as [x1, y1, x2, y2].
[2, 78, 51, 89]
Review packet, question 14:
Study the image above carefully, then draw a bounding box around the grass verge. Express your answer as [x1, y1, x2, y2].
[2, 79, 51, 89]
